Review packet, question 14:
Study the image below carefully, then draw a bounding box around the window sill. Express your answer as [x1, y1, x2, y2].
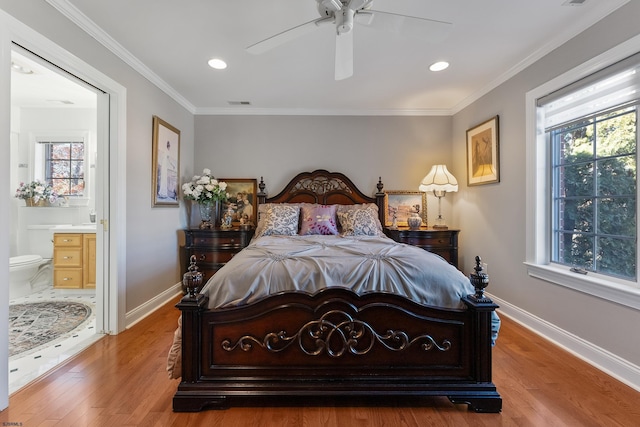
[524, 262, 640, 311]
[64, 197, 89, 207]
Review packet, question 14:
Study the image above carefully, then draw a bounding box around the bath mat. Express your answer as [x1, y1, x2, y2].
[9, 301, 92, 358]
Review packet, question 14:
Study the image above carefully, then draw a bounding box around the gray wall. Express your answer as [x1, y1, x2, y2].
[193, 115, 454, 226]
[452, 1, 640, 367]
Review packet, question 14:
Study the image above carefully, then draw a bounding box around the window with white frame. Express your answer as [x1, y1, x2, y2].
[35, 137, 86, 197]
[526, 45, 640, 309]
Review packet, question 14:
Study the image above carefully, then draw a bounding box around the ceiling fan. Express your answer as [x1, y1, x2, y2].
[246, 0, 452, 80]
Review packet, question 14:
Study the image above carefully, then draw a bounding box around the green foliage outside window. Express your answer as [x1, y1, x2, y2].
[552, 107, 637, 280]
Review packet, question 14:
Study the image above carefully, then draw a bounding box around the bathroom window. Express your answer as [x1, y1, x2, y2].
[36, 137, 85, 197]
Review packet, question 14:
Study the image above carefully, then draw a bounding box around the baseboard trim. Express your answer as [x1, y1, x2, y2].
[125, 282, 182, 328]
[490, 293, 640, 392]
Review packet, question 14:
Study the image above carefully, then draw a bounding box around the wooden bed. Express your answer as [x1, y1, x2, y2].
[173, 169, 501, 413]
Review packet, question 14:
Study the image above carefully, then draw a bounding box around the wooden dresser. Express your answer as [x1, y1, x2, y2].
[182, 227, 255, 283]
[384, 227, 459, 268]
[53, 232, 96, 289]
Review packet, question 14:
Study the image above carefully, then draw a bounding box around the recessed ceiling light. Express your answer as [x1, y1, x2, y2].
[11, 61, 33, 74]
[429, 61, 449, 72]
[208, 58, 227, 70]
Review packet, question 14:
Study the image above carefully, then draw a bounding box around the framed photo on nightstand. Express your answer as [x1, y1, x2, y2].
[383, 191, 427, 227]
[219, 178, 257, 226]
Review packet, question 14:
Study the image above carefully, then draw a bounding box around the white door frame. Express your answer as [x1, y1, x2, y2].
[1, 7, 127, 410]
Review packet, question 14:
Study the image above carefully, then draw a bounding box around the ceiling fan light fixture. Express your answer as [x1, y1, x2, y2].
[319, 0, 342, 12]
[208, 58, 227, 70]
[337, 7, 355, 34]
[429, 61, 449, 72]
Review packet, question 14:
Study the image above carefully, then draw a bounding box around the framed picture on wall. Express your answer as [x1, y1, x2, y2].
[466, 115, 500, 186]
[219, 178, 258, 226]
[152, 116, 180, 206]
[383, 191, 427, 227]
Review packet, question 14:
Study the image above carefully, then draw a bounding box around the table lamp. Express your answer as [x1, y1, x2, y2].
[419, 164, 458, 229]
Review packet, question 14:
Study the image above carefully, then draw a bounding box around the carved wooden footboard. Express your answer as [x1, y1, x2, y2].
[173, 286, 501, 413]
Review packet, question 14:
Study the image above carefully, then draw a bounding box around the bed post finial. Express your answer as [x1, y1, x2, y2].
[183, 255, 204, 298]
[469, 256, 491, 303]
[257, 176, 267, 204]
[374, 177, 385, 225]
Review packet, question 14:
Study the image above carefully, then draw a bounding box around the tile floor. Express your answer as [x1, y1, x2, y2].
[8, 286, 104, 394]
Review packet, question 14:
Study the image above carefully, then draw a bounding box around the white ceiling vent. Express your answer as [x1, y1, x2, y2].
[228, 101, 251, 106]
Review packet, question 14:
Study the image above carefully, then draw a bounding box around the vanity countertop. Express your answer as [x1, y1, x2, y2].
[52, 224, 97, 233]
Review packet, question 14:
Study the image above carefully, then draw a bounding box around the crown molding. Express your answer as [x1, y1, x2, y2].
[193, 107, 453, 116]
[45, 0, 196, 114]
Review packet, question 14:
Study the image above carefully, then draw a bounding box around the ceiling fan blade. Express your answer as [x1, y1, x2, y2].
[335, 29, 353, 80]
[246, 17, 332, 54]
[363, 9, 452, 43]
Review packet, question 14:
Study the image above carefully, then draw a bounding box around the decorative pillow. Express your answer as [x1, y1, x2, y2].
[337, 206, 384, 236]
[299, 204, 339, 235]
[335, 203, 382, 233]
[255, 205, 300, 238]
[255, 203, 308, 237]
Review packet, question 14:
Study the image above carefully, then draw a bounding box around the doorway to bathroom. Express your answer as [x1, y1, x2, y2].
[8, 45, 108, 393]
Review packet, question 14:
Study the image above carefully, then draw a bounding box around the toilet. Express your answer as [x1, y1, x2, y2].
[9, 255, 44, 298]
[9, 225, 55, 299]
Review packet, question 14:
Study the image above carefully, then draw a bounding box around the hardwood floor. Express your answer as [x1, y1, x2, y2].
[2, 296, 639, 426]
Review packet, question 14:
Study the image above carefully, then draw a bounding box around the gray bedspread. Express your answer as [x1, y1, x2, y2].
[167, 234, 500, 380]
[202, 235, 492, 316]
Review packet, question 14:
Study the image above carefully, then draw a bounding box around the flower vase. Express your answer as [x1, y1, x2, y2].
[199, 201, 221, 229]
[407, 212, 422, 230]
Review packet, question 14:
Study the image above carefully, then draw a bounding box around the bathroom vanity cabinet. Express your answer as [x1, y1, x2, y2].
[53, 232, 96, 289]
[82, 233, 96, 289]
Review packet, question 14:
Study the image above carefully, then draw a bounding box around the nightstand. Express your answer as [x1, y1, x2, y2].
[182, 227, 255, 284]
[384, 227, 459, 268]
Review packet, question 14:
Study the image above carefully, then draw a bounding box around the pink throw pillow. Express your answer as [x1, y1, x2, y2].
[299, 205, 339, 235]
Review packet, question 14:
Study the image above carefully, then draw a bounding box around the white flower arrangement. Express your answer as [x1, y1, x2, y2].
[182, 169, 229, 204]
[15, 180, 58, 204]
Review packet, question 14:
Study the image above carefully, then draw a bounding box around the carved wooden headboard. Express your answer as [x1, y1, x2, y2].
[256, 170, 386, 225]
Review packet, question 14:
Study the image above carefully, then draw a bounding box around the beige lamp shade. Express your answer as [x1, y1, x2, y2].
[419, 164, 459, 194]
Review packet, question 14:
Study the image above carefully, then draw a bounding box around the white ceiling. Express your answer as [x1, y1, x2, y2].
[15, 0, 629, 115]
[11, 50, 97, 110]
